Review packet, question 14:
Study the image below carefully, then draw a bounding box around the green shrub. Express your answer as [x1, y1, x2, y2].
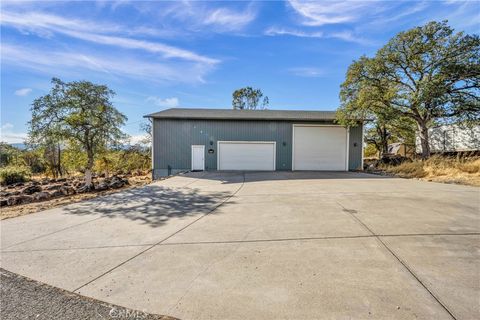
[0, 166, 31, 185]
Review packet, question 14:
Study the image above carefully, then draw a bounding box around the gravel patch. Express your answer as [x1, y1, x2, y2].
[0, 268, 177, 320]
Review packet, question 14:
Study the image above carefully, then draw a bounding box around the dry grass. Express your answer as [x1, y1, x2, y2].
[382, 156, 480, 186]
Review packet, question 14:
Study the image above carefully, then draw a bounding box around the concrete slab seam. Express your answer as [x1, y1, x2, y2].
[166, 230, 252, 314]
[71, 172, 246, 293]
[2, 216, 104, 250]
[236, 190, 478, 197]
[2, 233, 478, 254]
[1, 243, 154, 253]
[336, 201, 458, 320]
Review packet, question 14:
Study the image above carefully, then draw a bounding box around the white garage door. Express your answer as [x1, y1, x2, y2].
[218, 141, 276, 171]
[293, 125, 348, 171]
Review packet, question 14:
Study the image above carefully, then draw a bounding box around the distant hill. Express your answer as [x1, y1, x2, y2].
[6, 143, 147, 151]
[9, 143, 27, 150]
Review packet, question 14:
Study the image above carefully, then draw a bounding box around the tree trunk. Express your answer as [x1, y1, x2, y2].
[56, 144, 63, 177]
[85, 151, 94, 190]
[417, 121, 430, 159]
[381, 126, 389, 155]
[376, 125, 389, 157]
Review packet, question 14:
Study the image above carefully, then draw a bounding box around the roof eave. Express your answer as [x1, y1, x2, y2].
[143, 116, 368, 122]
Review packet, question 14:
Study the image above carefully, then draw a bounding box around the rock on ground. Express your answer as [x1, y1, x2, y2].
[1, 175, 132, 207]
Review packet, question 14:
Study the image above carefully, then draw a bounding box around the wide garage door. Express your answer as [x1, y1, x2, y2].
[293, 125, 348, 171]
[218, 141, 276, 171]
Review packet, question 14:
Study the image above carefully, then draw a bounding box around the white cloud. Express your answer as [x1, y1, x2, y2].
[265, 27, 323, 38]
[435, 1, 480, 32]
[204, 6, 257, 31]
[0, 10, 122, 35]
[1, 10, 218, 64]
[288, 67, 325, 78]
[264, 27, 371, 45]
[61, 30, 218, 64]
[2, 44, 213, 84]
[0, 123, 27, 144]
[327, 30, 373, 45]
[286, 0, 429, 29]
[14, 88, 32, 96]
[146, 96, 180, 108]
[159, 1, 258, 32]
[287, 0, 381, 26]
[128, 134, 150, 145]
[0, 8, 176, 38]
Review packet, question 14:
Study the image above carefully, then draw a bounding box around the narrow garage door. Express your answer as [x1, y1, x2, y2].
[218, 141, 276, 171]
[293, 125, 348, 171]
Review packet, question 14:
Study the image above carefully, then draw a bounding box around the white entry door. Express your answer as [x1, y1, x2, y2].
[218, 141, 276, 171]
[191, 145, 205, 171]
[293, 125, 348, 171]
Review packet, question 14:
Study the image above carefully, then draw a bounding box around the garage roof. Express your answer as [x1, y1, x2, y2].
[144, 108, 339, 121]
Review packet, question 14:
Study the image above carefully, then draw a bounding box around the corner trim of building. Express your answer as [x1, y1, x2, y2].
[361, 123, 364, 171]
[151, 118, 155, 180]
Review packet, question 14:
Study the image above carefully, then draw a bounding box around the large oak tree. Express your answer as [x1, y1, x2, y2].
[28, 78, 127, 189]
[338, 21, 479, 158]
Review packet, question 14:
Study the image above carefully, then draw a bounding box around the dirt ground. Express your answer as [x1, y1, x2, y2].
[1, 175, 154, 220]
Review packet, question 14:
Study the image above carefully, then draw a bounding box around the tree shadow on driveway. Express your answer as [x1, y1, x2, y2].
[61, 185, 233, 228]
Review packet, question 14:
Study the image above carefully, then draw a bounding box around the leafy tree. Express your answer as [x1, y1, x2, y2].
[337, 57, 415, 156]
[364, 142, 379, 158]
[22, 148, 46, 174]
[232, 87, 269, 110]
[338, 21, 479, 159]
[43, 142, 63, 178]
[93, 146, 150, 176]
[61, 141, 88, 176]
[29, 78, 127, 189]
[139, 120, 152, 145]
[0, 142, 22, 167]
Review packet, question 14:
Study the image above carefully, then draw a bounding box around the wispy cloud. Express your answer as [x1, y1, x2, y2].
[0, 123, 27, 144]
[285, 0, 431, 30]
[327, 30, 373, 45]
[146, 96, 180, 108]
[436, 1, 480, 32]
[287, 0, 383, 26]
[1, 7, 220, 84]
[203, 6, 257, 31]
[264, 27, 372, 45]
[2, 44, 213, 84]
[159, 1, 258, 33]
[265, 27, 323, 38]
[288, 67, 325, 78]
[14, 88, 32, 96]
[1, 10, 123, 35]
[60, 30, 218, 64]
[1, 10, 218, 64]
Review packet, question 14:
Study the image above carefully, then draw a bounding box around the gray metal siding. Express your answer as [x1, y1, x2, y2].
[153, 119, 363, 177]
[348, 124, 363, 170]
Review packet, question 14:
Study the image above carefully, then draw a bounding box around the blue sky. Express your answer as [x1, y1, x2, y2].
[1, 0, 479, 143]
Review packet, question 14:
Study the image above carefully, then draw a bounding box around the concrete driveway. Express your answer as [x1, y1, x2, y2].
[1, 172, 479, 319]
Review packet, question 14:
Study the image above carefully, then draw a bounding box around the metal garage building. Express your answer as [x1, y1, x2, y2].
[145, 108, 364, 178]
